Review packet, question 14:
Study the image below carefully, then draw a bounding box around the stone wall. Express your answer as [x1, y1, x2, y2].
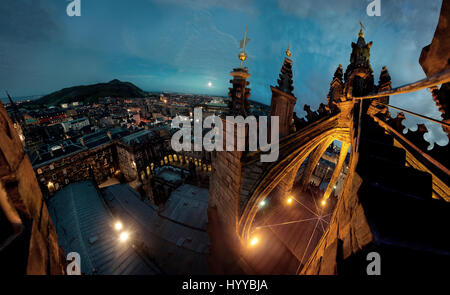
[0, 102, 65, 274]
[209, 118, 245, 231]
[270, 86, 296, 138]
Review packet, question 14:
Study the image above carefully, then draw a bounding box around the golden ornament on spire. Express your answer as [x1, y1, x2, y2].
[359, 21, 365, 38]
[286, 44, 292, 57]
[239, 51, 247, 63]
[238, 26, 250, 67]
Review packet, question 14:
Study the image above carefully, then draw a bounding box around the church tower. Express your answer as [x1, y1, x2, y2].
[269, 46, 297, 137]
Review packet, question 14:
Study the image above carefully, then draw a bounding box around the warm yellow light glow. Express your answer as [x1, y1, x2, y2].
[259, 200, 266, 207]
[321, 199, 327, 206]
[114, 221, 123, 231]
[249, 237, 259, 247]
[119, 232, 129, 242]
[287, 197, 293, 204]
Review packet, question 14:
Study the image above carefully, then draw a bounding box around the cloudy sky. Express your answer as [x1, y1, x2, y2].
[0, 0, 446, 147]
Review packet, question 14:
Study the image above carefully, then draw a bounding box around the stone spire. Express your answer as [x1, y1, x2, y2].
[375, 66, 392, 115]
[343, 27, 375, 98]
[378, 66, 391, 87]
[269, 46, 297, 137]
[327, 64, 344, 106]
[276, 47, 294, 95]
[334, 64, 344, 81]
[345, 28, 373, 82]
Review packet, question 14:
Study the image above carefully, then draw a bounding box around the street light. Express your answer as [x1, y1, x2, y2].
[249, 237, 259, 247]
[114, 221, 123, 231]
[321, 199, 327, 206]
[259, 200, 266, 207]
[286, 197, 293, 205]
[119, 232, 130, 242]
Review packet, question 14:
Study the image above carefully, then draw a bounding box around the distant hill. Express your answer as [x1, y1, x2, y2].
[33, 79, 147, 106]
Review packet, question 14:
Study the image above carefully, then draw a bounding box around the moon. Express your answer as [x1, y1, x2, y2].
[208, 81, 212, 87]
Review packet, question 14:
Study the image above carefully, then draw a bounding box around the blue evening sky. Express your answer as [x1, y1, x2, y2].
[0, 0, 446, 147]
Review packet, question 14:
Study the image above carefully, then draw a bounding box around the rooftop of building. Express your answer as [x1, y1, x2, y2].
[29, 128, 131, 168]
[29, 141, 85, 168]
[48, 180, 160, 275]
[120, 129, 155, 145]
[101, 183, 209, 274]
[65, 116, 89, 123]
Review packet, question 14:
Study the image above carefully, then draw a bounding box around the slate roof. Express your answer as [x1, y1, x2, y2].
[48, 181, 160, 275]
[102, 183, 210, 274]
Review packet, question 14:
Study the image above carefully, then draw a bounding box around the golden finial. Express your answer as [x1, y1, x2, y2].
[286, 44, 292, 57]
[238, 26, 250, 67]
[359, 21, 365, 38]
